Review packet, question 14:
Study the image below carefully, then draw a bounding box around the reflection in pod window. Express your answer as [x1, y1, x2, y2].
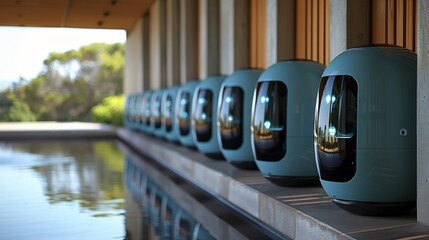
[164, 94, 174, 132]
[145, 96, 152, 126]
[252, 81, 287, 161]
[219, 87, 243, 149]
[154, 95, 162, 129]
[178, 92, 191, 136]
[315, 75, 358, 182]
[194, 89, 213, 142]
[138, 97, 144, 124]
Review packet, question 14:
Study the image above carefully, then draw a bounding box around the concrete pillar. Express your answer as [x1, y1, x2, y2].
[219, 0, 249, 75]
[329, 0, 371, 60]
[180, 0, 198, 84]
[166, 0, 180, 87]
[124, 17, 146, 94]
[142, 14, 150, 91]
[198, 0, 219, 79]
[417, 0, 429, 226]
[149, 0, 167, 89]
[265, 0, 295, 67]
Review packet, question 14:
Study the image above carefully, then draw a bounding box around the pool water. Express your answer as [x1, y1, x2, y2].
[0, 140, 126, 240]
[0, 139, 282, 240]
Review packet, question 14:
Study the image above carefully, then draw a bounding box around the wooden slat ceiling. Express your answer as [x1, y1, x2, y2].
[0, 0, 155, 30]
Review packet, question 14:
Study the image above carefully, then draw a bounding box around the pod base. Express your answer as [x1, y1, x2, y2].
[332, 198, 416, 216]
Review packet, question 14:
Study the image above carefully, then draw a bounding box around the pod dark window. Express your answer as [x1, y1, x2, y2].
[179, 218, 192, 240]
[219, 87, 243, 149]
[138, 97, 145, 124]
[129, 97, 136, 122]
[252, 81, 287, 161]
[141, 96, 148, 125]
[315, 75, 357, 182]
[145, 97, 152, 126]
[125, 98, 130, 121]
[178, 92, 191, 136]
[164, 94, 174, 132]
[154, 95, 162, 129]
[194, 89, 213, 142]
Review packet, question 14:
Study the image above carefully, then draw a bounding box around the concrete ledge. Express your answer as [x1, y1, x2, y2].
[0, 122, 116, 140]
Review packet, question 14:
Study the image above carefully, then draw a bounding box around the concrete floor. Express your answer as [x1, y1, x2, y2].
[1, 122, 429, 239]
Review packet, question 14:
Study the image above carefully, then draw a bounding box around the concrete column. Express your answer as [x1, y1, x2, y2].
[219, 0, 249, 75]
[198, 0, 219, 79]
[124, 17, 144, 94]
[266, 0, 294, 67]
[149, 0, 167, 90]
[142, 14, 150, 91]
[180, 0, 197, 84]
[417, 0, 429, 226]
[329, 0, 371, 60]
[166, 0, 180, 87]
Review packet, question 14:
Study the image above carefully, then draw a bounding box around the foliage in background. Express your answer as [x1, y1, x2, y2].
[0, 43, 124, 122]
[91, 95, 124, 126]
[8, 100, 37, 122]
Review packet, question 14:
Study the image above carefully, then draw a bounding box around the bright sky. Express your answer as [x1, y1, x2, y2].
[0, 27, 126, 89]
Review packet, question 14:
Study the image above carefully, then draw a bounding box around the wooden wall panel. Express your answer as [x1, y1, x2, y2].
[396, 0, 405, 46]
[324, 0, 329, 65]
[371, 0, 416, 52]
[318, 0, 325, 64]
[405, 0, 415, 51]
[306, 0, 312, 59]
[295, 0, 330, 65]
[296, 0, 306, 59]
[250, 0, 266, 69]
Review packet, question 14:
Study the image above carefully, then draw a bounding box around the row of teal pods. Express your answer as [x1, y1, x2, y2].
[125, 46, 417, 216]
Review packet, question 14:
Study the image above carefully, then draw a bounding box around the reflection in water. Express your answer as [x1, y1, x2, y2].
[125, 157, 216, 240]
[0, 140, 126, 239]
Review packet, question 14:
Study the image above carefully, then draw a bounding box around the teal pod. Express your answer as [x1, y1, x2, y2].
[162, 86, 180, 142]
[217, 69, 263, 169]
[151, 89, 166, 138]
[124, 94, 134, 129]
[127, 94, 139, 130]
[134, 92, 145, 130]
[314, 46, 416, 215]
[175, 81, 200, 147]
[251, 60, 325, 186]
[192, 76, 226, 159]
[132, 93, 143, 130]
[136, 91, 149, 133]
[140, 91, 153, 134]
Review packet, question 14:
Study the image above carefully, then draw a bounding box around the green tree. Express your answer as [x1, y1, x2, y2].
[1, 42, 124, 122]
[8, 100, 36, 121]
[91, 95, 124, 126]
